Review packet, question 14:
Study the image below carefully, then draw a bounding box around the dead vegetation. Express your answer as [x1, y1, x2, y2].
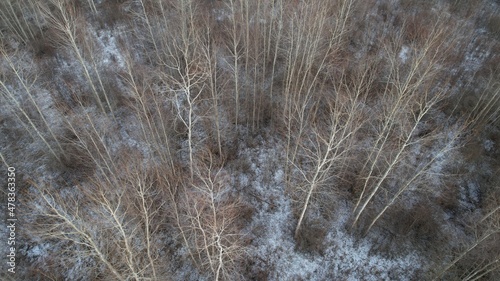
[1, 0, 500, 280]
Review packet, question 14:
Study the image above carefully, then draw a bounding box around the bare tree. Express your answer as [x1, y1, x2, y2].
[226, 0, 243, 127]
[0, 47, 65, 162]
[0, 0, 40, 45]
[433, 200, 500, 280]
[38, 0, 115, 117]
[291, 73, 366, 239]
[281, 0, 354, 184]
[168, 54, 209, 180]
[351, 17, 461, 229]
[176, 150, 247, 280]
[120, 51, 177, 174]
[28, 157, 169, 280]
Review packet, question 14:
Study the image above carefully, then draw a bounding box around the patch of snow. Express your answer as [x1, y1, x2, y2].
[239, 173, 250, 187]
[274, 169, 284, 183]
[463, 38, 491, 74]
[66, 255, 97, 281]
[324, 206, 423, 281]
[92, 28, 127, 69]
[26, 243, 51, 259]
[213, 8, 231, 22]
[459, 180, 481, 211]
[424, 124, 462, 189]
[484, 139, 495, 152]
[238, 138, 424, 280]
[399, 45, 410, 63]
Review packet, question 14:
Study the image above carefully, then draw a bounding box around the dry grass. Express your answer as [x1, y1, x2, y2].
[295, 217, 328, 254]
[486, 13, 500, 39]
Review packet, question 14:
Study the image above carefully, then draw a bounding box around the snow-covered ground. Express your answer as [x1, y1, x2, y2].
[235, 138, 425, 280]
